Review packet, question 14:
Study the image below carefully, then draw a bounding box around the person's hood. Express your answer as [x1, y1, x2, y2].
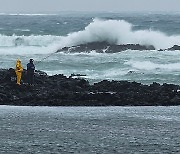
[16, 59, 21, 64]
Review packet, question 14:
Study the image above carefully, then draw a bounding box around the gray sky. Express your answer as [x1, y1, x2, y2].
[0, 0, 180, 13]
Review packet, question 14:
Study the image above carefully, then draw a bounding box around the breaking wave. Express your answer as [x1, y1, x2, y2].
[0, 35, 62, 55]
[0, 34, 62, 47]
[61, 18, 180, 49]
[125, 60, 180, 71]
[0, 18, 180, 55]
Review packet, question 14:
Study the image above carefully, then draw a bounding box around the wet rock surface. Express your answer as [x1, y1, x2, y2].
[0, 68, 180, 106]
[56, 42, 156, 53]
[56, 42, 180, 53]
[167, 45, 180, 51]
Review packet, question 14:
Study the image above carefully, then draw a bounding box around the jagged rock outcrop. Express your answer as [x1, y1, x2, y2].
[56, 42, 155, 53]
[158, 45, 180, 51]
[0, 68, 180, 106]
[57, 42, 180, 53]
[167, 45, 180, 51]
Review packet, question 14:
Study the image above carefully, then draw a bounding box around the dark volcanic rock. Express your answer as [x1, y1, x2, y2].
[0, 68, 180, 106]
[57, 42, 180, 53]
[158, 45, 180, 51]
[167, 45, 180, 51]
[56, 42, 155, 53]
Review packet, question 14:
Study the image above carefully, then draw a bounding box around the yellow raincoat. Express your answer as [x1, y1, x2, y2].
[15, 59, 23, 85]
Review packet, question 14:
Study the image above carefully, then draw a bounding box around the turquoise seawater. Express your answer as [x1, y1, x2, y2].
[0, 12, 180, 84]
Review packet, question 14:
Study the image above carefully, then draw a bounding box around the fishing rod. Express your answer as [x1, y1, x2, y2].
[0, 51, 57, 67]
[34, 51, 57, 65]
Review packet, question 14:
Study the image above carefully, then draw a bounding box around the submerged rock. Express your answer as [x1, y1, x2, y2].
[0, 68, 180, 106]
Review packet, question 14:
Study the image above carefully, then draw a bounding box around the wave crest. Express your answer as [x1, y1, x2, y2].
[1, 18, 180, 55]
[60, 18, 180, 49]
[0, 34, 62, 47]
[125, 60, 180, 71]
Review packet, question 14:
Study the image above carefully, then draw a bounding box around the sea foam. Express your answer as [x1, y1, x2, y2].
[125, 60, 180, 71]
[60, 18, 180, 49]
[0, 18, 180, 55]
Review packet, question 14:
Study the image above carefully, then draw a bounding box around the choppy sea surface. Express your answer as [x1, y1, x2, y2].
[1, 12, 180, 154]
[0, 12, 180, 84]
[0, 106, 180, 154]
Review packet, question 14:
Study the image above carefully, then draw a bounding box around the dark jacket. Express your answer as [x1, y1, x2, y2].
[27, 62, 35, 74]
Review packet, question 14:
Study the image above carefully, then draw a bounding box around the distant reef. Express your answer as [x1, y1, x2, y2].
[0, 68, 180, 106]
[56, 41, 180, 53]
[56, 42, 155, 53]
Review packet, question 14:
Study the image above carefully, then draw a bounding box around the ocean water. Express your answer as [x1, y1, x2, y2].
[0, 12, 180, 84]
[0, 106, 180, 153]
[1, 12, 180, 154]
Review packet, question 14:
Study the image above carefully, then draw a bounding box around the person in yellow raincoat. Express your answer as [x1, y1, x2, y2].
[15, 59, 23, 85]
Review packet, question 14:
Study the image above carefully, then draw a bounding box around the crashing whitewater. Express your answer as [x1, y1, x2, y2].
[0, 18, 180, 55]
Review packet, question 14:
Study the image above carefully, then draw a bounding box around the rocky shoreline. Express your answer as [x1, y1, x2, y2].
[0, 68, 180, 106]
